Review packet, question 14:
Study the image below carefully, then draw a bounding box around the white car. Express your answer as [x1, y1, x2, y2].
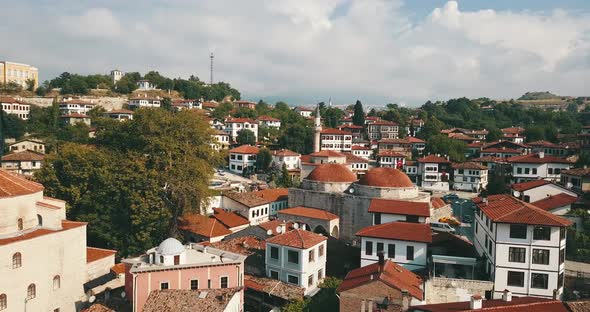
[430, 222, 456, 233]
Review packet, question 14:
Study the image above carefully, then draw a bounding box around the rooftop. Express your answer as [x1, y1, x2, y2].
[258, 220, 294, 236]
[418, 155, 451, 164]
[480, 147, 521, 154]
[368, 199, 430, 217]
[178, 214, 232, 238]
[337, 260, 424, 300]
[1, 150, 44, 161]
[271, 149, 300, 157]
[473, 194, 572, 227]
[562, 167, 590, 177]
[278, 206, 339, 221]
[356, 222, 432, 243]
[408, 296, 567, 312]
[358, 167, 414, 188]
[86, 247, 117, 263]
[431, 197, 447, 209]
[378, 150, 406, 157]
[224, 191, 270, 207]
[251, 188, 289, 202]
[321, 128, 352, 135]
[0, 169, 44, 198]
[211, 208, 250, 228]
[452, 162, 488, 170]
[225, 117, 256, 123]
[306, 163, 357, 183]
[531, 193, 578, 211]
[266, 229, 327, 249]
[142, 288, 241, 312]
[511, 179, 551, 192]
[244, 275, 304, 301]
[206, 236, 266, 256]
[309, 150, 346, 158]
[506, 153, 572, 164]
[0, 220, 86, 246]
[228, 145, 260, 154]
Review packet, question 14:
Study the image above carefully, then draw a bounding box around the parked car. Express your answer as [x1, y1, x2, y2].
[462, 215, 473, 223]
[442, 193, 459, 203]
[431, 221, 456, 233]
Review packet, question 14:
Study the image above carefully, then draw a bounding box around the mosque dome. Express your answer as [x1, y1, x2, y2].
[307, 164, 357, 183]
[156, 238, 185, 255]
[357, 167, 413, 188]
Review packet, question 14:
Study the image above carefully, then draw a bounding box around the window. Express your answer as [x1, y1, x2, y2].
[270, 246, 279, 260]
[160, 282, 169, 290]
[17, 218, 23, 231]
[533, 226, 551, 241]
[270, 270, 279, 279]
[12, 253, 21, 269]
[475, 222, 478, 233]
[388, 244, 395, 258]
[365, 241, 373, 256]
[508, 247, 526, 263]
[507, 271, 524, 287]
[160, 256, 164, 263]
[406, 246, 414, 260]
[27, 284, 36, 300]
[532, 168, 537, 175]
[319, 244, 324, 257]
[558, 273, 564, 288]
[0, 294, 6, 310]
[208, 279, 211, 288]
[174, 255, 180, 265]
[308, 274, 314, 287]
[37, 214, 43, 226]
[560, 227, 566, 241]
[488, 242, 493, 255]
[318, 269, 323, 280]
[287, 275, 299, 285]
[308, 250, 315, 263]
[377, 242, 384, 254]
[287, 250, 299, 264]
[548, 168, 554, 174]
[517, 168, 522, 174]
[510, 224, 527, 239]
[220, 276, 228, 288]
[560, 249, 565, 264]
[531, 273, 549, 289]
[525, 168, 530, 174]
[190, 279, 198, 290]
[532, 249, 550, 265]
[53, 275, 60, 290]
[374, 213, 381, 225]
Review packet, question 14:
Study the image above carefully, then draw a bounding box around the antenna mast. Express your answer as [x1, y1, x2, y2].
[209, 52, 214, 85]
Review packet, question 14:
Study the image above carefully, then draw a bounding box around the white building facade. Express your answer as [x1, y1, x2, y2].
[224, 118, 259, 143]
[320, 129, 352, 152]
[452, 162, 488, 192]
[128, 97, 161, 109]
[228, 145, 259, 175]
[508, 153, 572, 183]
[1, 97, 30, 120]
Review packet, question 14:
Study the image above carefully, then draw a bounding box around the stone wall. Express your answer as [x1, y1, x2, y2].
[24, 96, 128, 110]
[430, 204, 452, 222]
[423, 277, 493, 304]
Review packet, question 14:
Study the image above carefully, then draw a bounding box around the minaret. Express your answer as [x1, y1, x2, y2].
[313, 104, 322, 153]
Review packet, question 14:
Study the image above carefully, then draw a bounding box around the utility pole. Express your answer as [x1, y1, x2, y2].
[210, 52, 214, 85]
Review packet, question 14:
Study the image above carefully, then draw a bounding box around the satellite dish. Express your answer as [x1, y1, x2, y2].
[566, 182, 573, 189]
[266, 229, 273, 236]
[275, 226, 282, 234]
[349, 188, 355, 194]
[121, 291, 126, 298]
[293, 223, 300, 229]
[89, 296, 96, 303]
[513, 190, 521, 198]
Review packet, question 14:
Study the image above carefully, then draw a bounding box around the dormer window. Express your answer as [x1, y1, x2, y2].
[17, 218, 23, 231]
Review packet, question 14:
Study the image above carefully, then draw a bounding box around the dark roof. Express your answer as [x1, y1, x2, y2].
[418, 155, 451, 164]
[562, 168, 590, 177]
[356, 222, 432, 243]
[244, 275, 304, 301]
[408, 296, 567, 312]
[473, 195, 572, 227]
[452, 162, 487, 170]
[368, 199, 430, 217]
[143, 288, 240, 312]
[224, 192, 270, 207]
[506, 153, 572, 164]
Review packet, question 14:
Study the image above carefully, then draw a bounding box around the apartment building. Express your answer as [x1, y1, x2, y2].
[367, 121, 400, 140]
[417, 155, 452, 191]
[0, 61, 38, 89]
[320, 128, 353, 152]
[1, 97, 30, 119]
[452, 162, 488, 192]
[507, 152, 572, 183]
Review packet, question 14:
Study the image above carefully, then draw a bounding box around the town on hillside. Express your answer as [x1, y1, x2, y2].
[1, 59, 590, 311]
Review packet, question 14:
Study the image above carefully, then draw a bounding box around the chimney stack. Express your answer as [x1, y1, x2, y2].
[539, 151, 545, 159]
[470, 295, 483, 310]
[377, 251, 385, 271]
[502, 289, 512, 302]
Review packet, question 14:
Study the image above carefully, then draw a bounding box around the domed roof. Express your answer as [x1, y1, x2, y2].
[358, 167, 413, 188]
[307, 164, 357, 183]
[156, 238, 185, 255]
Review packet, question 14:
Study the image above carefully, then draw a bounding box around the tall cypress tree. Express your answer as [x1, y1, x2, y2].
[352, 100, 365, 126]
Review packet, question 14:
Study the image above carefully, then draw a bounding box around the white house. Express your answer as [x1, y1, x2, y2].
[417, 155, 452, 191]
[271, 149, 301, 171]
[368, 198, 430, 225]
[531, 193, 578, 216]
[452, 162, 488, 192]
[58, 99, 95, 115]
[356, 222, 432, 270]
[128, 96, 161, 109]
[136, 79, 156, 90]
[351, 146, 372, 160]
[1, 97, 30, 120]
[507, 152, 572, 183]
[473, 194, 571, 299]
[60, 113, 91, 126]
[257, 115, 281, 129]
[294, 107, 313, 118]
[377, 150, 406, 169]
[103, 109, 134, 121]
[252, 188, 289, 216]
[8, 139, 45, 154]
[224, 118, 259, 143]
[211, 130, 230, 150]
[221, 191, 271, 225]
[228, 145, 259, 175]
[1, 150, 44, 176]
[480, 147, 522, 159]
[510, 179, 577, 203]
[367, 121, 400, 140]
[266, 229, 327, 296]
[320, 128, 353, 152]
[171, 99, 201, 111]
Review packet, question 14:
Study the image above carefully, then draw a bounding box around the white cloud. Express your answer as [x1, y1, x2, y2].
[1, 1, 589, 105]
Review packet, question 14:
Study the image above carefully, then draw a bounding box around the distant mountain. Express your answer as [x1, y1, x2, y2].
[518, 91, 561, 101]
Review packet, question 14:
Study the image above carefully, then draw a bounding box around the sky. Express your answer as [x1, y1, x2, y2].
[1, 0, 589, 106]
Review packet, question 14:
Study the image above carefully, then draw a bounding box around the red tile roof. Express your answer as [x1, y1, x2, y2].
[271, 149, 300, 157]
[506, 153, 572, 164]
[278, 206, 339, 221]
[418, 155, 451, 163]
[60, 113, 90, 118]
[337, 260, 424, 300]
[178, 214, 232, 238]
[359, 167, 414, 188]
[207, 236, 266, 256]
[0, 169, 44, 198]
[368, 198, 430, 216]
[430, 197, 447, 209]
[527, 140, 561, 148]
[452, 162, 488, 170]
[252, 188, 289, 202]
[306, 164, 357, 183]
[257, 115, 280, 122]
[481, 148, 521, 154]
[244, 275, 304, 301]
[448, 133, 477, 141]
[82, 304, 115, 312]
[111, 263, 126, 275]
[378, 150, 406, 157]
[408, 296, 566, 312]
[266, 229, 326, 249]
[321, 128, 352, 135]
[407, 137, 426, 143]
[36, 201, 62, 210]
[143, 288, 240, 312]
[473, 195, 572, 227]
[531, 193, 578, 211]
[258, 220, 294, 235]
[0, 220, 86, 246]
[211, 208, 250, 228]
[511, 179, 551, 192]
[356, 222, 432, 243]
[87, 247, 117, 263]
[229, 145, 260, 154]
[224, 191, 270, 207]
[2, 150, 44, 161]
[344, 153, 370, 164]
[225, 117, 256, 123]
[340, 125, 364, 130]
[351, 145, 372, 150]
[502, 127, 526, 134]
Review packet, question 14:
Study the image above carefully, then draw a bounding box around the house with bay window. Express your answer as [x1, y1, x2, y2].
[228, 145, 259, 175]
[452, 162, 488, 192]
[506, 152, 572, 183]
[417, 155, 451, 192]
[472, 194, 571, 299]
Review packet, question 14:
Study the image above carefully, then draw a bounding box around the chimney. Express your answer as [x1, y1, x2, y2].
[470, 295, 483, 310]
[401, 291, 410, 311]
[377, 251, 385, 271]
[539, 151, 545, 159]
[281, 223, 287, 233]
[502, 289, 512, 302]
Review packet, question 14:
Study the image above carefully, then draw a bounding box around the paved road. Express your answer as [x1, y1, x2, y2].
[451, 198, 475, 242]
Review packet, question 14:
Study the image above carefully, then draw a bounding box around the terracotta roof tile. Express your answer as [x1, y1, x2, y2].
[224, 191, 270, 207]
[356, 222, 432, 243]
[2, 150, 44, 161]
[257, 115, 280, 122]
[87, 247, 117, 263]
[531, 193, 578, 211]
[337, 260, 424, 300]
[60, 113, 90, 118]
[418, 155, 451, 163]
[211, 208, 250, 228]
[452, 162, 488, 170]
[271, 149, 300, 157]
[344, 153, 369, 164]
[306, 163, 357, 182]
[562, 168, 590, 177]
[506, 153, 572, 164]
[244, 275, 304, 301]
[502, 127, 526, 134]
[258, 220, 294, 235]
[407, 137, 425, 143]
[225, 117, 256, 123]
[251, 188, 289, 202]
[368, 199, 430, 216]
[448, 133, 477, 141]
[359, 168, 414, 188]
[481, 148, 521, 154]
[229, 145, 259, 154]
[111, 263, 126, 275]
[321, 128, 352, 135]
[143, 288, 240, 312]
[408, 297, 567, 312]
[207, 236, 266, 256]
[511, 179, 551, 192]
[82, 304, 115, 312]
[0, 169, 44, 198]
[430, 197, 447, 209]
[309, 150, 346, 157]
[378, 150, 406, 157]
[266, 229, 326, 249]
[178, 214, 232, 238]
[278, 206, 339, 221]
[0, 220, 86, 246]
[473, 194, 572, 227]
[352, 145, 372, 150]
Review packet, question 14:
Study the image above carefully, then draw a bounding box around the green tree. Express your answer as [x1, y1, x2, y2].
[525, 126, 545, 142]
[255, 100, 271, 116]
[236, 129, 256, 145]
[211, 102, 234, 119]
[0, 112, 26, 140]
[114, 72, 140, 94]
[425, 134, 467, 162]
[419, 116, 445, 140]
[25, 79, 36, 92]
[486, 127, 503, 142]
[161, 97, 172, 111]
[279, 124, 314, 154]
[322, 107, 344, 128]
[352, 100, 365, 126]
[256, 148, 272, 172]
[278, 163, 293, 187]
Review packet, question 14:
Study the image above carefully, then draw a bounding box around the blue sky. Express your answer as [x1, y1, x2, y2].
[1, 0, 589, 106]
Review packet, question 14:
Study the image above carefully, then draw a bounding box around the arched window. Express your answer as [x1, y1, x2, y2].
[0, 293, 6, 310]
[53, 275, 60, 290]
[26, 284, 35, 300]
[12, 253, 21, 269]
[37, 214, 43, 226]
[17, 218, 23, 231]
